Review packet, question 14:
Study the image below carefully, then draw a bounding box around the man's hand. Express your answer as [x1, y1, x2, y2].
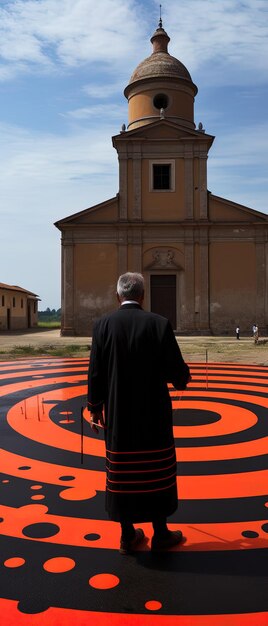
[90, 410, 105, 434]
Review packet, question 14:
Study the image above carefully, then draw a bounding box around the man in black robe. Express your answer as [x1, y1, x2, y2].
[88, 272, 190, 553]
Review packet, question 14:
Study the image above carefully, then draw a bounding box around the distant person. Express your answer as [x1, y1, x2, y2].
[252, 324, 259, 344]
[236, 326, 240, 340]
[88, 272, 191, 553]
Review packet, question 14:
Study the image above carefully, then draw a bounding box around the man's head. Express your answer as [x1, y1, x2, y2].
[117, 272, 144, 304]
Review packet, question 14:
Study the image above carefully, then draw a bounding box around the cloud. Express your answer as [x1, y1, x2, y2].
[159, 0, 268, 86]
[83, 82, 123, 99]
[0, 118, 120, 308]
[208, 122, 268, 210]
[64, 103, 126, 120]
[1, 0, 267, 87]
[0, 121, 119, 222]
[0, 0, 147, 79]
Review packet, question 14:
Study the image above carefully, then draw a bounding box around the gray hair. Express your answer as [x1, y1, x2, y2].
[117, 272, 144, 301]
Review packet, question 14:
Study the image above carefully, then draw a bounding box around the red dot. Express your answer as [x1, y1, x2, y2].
[43, 557, 75, 573]
[89, 573, 120, 589]
[30, 485, 43, 490]
[145, 600, 162, 611]
[31, 494, 45, 500]
[4, 558, 25, 568]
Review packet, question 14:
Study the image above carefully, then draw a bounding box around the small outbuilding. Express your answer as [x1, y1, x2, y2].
[0, 283, 39, 331]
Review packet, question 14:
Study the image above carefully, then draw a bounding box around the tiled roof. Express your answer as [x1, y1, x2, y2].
[0, 282, 39, 297]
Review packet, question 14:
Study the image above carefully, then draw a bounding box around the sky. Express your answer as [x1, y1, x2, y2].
[0, 0, 267, 310]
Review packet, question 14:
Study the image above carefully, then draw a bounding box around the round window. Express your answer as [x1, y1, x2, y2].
[153, 93, 169, 110]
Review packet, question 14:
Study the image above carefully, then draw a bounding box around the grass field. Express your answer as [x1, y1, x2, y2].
[0, 344, 89, 358]
[38, 321, 61, 329]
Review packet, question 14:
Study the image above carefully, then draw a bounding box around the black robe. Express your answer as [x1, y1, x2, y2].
[88, 304, 190, 522]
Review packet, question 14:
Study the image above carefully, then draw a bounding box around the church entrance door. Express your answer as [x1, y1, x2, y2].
[150, 274, 177, 329]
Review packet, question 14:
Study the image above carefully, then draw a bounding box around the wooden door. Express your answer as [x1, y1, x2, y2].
[150, 275, 177, 329]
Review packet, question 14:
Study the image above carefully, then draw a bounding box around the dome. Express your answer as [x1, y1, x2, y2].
[129, 52, 192, 84]
[125, 23, 194, 96]
[124, 21, 197, 130]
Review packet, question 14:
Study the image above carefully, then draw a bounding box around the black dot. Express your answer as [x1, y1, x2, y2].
[241, 530, 259, 539]
[84, 533, 100, 541]
[0, 518, 3, 523]
[59, 476, 75, 481]
[261, 523, 268, 533]
[18, 466, 31, 470]
[18, 599, 49, 614]
[22, 523, 60, 539]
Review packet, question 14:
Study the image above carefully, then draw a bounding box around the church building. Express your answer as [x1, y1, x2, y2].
[55, 21, 268, 336]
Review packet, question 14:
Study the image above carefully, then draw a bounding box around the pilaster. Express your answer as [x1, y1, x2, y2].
[61, 242, 75, 335]
[199, 152, 208, 219]
[132, 147, 142, 220]
[184, 144, 194, 220]
[199, 231, 210, 330]
[118, 155, 128, 220]
[256, 238, 266, 327]
[118, 228, 128, 276]
[265, 242, 268, 328]
[182, 235, 195, 329]
[129, 228, 142, 272]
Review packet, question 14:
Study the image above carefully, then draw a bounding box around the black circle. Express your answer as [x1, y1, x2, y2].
[153, 93, 169, 110]
[59, 475, 75, 481]
[22, 523, 60, 539]
[173, 409, 221, 427]
[0, 518, 3, 523]
[241, 530, 259, 539]
[84, 533, 101, 541]
[18, 466, 31, 470]
[261, 523, 268, 533]
[18, 599, 49, 615]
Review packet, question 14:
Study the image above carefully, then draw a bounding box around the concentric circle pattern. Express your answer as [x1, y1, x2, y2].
[0, 358, 268, 625]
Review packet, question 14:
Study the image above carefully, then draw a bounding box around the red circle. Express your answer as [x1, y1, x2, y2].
[145, 600, 162, 611]
[4, 557, 25, 568]
[31, 494, 45, 500]
[43, 557, 76, 573]
[89, 573, 120, 589]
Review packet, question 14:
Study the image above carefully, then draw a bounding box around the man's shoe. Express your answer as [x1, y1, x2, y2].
[151, 530, 184, 552]
[119, 528, 145, 555]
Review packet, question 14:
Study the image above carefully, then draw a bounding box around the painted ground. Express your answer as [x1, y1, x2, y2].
[0, 358, 268, 625]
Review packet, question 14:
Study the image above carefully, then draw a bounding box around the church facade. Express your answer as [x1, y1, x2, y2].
[55, 22, 268, 336]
